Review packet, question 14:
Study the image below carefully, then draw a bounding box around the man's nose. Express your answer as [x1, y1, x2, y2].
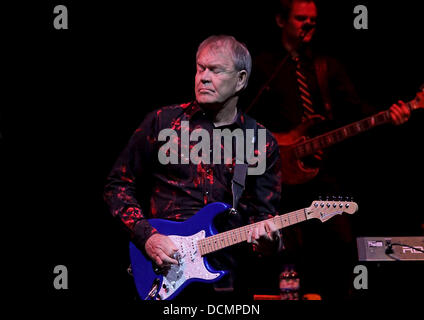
[199, 69, 212, 83]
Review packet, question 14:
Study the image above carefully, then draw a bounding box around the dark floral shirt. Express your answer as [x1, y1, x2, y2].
[104, 101, 282, 251]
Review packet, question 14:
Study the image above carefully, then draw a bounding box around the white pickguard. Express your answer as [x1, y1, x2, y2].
[156, 230, 221, 300]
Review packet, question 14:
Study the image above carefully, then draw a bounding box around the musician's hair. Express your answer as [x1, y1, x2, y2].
[276, 0, 316, 21]
[196, 35, 252, 89]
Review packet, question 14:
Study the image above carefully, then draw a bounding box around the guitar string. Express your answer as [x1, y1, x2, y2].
[285, 96, 420, 161]
[295, 111, 390, 154]
[198, 202, 352, 255]
[298, 95, 421, 152]
[198, 211, 302, 255]
[198, 208, 307, 255]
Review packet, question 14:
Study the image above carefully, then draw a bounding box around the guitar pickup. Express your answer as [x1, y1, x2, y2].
[173, 252, 183, 265]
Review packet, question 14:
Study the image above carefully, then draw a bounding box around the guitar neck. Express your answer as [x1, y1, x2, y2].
[198, 208, 308, 256]
[295, 99, 418, 158]
[296, 110, 391, 158]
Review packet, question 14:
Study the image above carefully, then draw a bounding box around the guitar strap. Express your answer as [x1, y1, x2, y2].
[231, 115, 257, 212]
[231, 163, 248, 212]
[213, 115, 257, 292]
[314, 56, 333, 120]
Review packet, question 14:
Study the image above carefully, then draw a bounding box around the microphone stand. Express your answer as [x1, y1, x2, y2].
[246, 29, 311, 114]
[245, 52, 291, 114]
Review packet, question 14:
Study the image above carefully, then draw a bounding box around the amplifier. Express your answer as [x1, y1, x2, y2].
[356, 236, 424, 261]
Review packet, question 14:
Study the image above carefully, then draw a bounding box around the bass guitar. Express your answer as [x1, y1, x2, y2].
[129, 199, 358, 300]
[273, 88, 424, 184]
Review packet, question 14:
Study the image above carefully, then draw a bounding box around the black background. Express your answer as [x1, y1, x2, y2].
[3, 0, 423, 307]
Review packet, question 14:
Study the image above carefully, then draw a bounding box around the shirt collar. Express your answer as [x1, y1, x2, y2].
[186, 100, 247, 130]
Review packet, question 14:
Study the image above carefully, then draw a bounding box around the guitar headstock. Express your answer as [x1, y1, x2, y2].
[306, 199, 358, 222]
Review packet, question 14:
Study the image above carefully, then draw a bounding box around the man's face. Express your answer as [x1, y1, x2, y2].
[280, 1, 317, 43]
[195, 45, 243, 108]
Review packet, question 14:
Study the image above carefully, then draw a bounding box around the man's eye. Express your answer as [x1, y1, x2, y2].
[212, 68, 224, 74]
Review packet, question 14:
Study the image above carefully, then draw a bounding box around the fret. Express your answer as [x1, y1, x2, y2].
[347, 123, 358, 135]
[355, 122, 362, 132]
[315, 137, 324, 149]
[198, 206, 316, 256]
[299, 144, 306, 157]
[240, 227, 246, 242]
[218, 236, 224, 249]
[304, 143, 312, 155]
[198, 241, 204, 255]
[325, 135, 333, 145]
[312, 140, 320, 151]
[280, 215, 289, 228]
[333, 130, 342, 143]
[242, 226, 249, 241]
[290, 100, 419, 161]
[229, 232, 234, 245]
[361, 119, 369, 130]
[374, 111, 390, 125]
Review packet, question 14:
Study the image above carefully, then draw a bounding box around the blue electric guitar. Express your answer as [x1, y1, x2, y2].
[129, 199, 358, 300]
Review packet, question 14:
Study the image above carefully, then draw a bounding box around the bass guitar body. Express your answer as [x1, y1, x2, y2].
[273, 115, 323, 185]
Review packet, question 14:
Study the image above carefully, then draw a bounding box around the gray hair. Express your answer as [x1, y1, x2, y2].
[196, 35, 252, 89]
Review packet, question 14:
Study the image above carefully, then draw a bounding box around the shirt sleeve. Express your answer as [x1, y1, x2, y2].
[103, 110, 159, 251]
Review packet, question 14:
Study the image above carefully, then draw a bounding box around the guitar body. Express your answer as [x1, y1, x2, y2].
[273, 115, 324, 185]
[271, 87, 424, 185]
[129, 202, 231, 300]
[278, 140, 319, 185]
[128, 198, 359, 300]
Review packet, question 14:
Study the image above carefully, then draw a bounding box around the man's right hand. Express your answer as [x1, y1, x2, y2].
[145, 233, 179, 266]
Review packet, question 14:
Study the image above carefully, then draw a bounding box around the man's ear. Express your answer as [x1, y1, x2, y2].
[276, 14, 285, 28]
[236, 70, 248, 92]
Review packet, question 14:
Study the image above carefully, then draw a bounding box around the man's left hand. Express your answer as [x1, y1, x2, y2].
[247, 220, 282, 256]
[389, 100, 411, 125]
